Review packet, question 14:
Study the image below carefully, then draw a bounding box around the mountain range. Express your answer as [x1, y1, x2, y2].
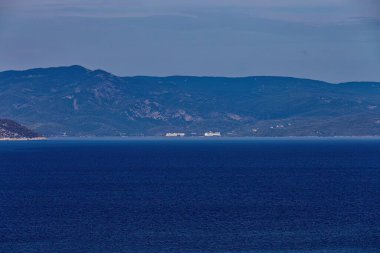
[0, 65, 380, 137]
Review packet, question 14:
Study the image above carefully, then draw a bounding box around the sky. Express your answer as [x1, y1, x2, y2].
[0, 0, 379, 82]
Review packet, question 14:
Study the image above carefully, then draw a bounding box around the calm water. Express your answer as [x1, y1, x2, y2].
[0, 139, 379, 253]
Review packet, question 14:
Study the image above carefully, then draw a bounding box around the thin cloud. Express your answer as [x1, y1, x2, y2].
[5, 0, 379, 23]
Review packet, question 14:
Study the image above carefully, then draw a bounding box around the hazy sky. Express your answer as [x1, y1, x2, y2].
[0, 0, 379, 82]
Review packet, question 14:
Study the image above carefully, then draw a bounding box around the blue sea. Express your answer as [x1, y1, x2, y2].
[0, 139, 379, 253]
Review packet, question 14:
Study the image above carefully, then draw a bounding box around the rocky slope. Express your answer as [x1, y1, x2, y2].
[0, 119, 42, 139]
[0, 65, 380, 137]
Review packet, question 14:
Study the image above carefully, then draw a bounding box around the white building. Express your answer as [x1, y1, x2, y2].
[204, 131, 221, 137]
[165, 132, 186, 137]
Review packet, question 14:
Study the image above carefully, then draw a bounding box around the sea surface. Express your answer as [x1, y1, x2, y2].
[0, 139, 379, 253]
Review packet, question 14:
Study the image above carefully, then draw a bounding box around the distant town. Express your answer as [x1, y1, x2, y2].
[165, 131, 222, 137]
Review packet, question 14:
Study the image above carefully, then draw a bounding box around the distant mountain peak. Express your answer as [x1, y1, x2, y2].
[28, 65, 90, 73]
[91, 69, 115, 78]
[63, 65, 91, 72]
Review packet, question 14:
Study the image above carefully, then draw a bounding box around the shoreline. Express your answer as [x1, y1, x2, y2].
[0, 137, 47, 141]
[40, 136, 380, 141]
[2, 136, 380, 142]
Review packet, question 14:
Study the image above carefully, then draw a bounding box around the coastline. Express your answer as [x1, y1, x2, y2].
[2, 136, 380, 142]
[0, 137, 47, 141]
[44, 136, 380, 141]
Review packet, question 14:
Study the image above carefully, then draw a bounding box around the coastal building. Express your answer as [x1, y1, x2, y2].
[204, 131, 221, 137]
[165, 132, 186, 137]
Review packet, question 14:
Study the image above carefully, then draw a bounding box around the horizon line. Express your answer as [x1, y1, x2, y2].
[1, 65, 380, 84]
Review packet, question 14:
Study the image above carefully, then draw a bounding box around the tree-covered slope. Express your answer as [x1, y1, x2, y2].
[0, 66, 379, 136]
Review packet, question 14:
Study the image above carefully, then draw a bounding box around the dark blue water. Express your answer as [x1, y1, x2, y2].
[0, 139, 379, 253]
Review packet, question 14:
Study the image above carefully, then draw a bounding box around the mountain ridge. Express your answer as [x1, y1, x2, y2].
[1, 65, 380, 137]
[5, 65, 380, 84]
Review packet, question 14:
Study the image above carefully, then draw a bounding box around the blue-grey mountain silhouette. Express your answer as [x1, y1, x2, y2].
[1, 66, 379, 137]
